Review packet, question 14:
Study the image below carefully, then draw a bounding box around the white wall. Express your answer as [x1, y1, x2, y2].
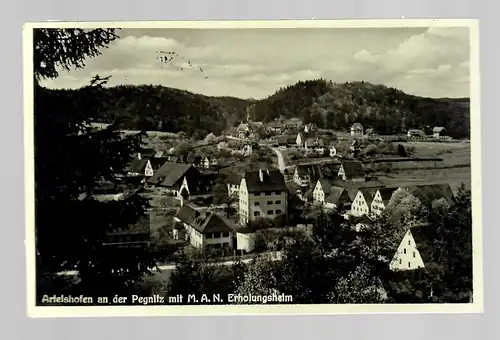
[389, 230, 425, 271]
[351, 191, 369, 217]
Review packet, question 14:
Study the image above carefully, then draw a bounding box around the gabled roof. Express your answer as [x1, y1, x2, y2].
[243, 169, 287, 193]
[174, 204, 200, 225]
[138, 148, 155, 158]
[433, 127, 446, 133]
[407, 184, 455, 206]
[277, 135, 296, 144]
[365, 128, 375, 135]
[149, 157, 168, 170]
[188, 173, 217, 195]
[410, 226, 438, 264]
[154, 150, 166, 158]
[127, 159, 149, 173]
[359, 187, 380, 206]
[191, 212, 235, 234]
[237, 123, 250, 132]
[305, 138, 316, 145]
[351, 123, 363, 130]
[227, 173, 242, 185]
[340, 160, 365, 179]
[377, 187, 400, 205]
[147, 162, 198, 187]
[296, 164, 323, 180]
[325, 187, 351, 205]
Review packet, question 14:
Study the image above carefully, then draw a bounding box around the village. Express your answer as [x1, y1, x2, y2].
[90, 116, 470, 275]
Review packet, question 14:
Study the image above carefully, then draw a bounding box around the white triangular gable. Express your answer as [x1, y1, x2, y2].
[389, 229, 425, 271]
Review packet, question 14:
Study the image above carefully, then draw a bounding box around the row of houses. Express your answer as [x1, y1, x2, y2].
[352, 123, 449, 139]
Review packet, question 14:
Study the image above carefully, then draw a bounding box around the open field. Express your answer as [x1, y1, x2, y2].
[400, 141, 471, 167]
[378, 167, 471, 194]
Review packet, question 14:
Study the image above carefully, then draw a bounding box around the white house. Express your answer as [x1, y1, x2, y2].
[389, 228, 426, 271]
[312, 179, 352, 210]
[237, 123, 251, 139]
[174, 201, 234, 250]
[433, 127, 447, 138]
[239, 169, 288, 225]
[127, 159, 154, 178]
[371, 187, 401, 216]
[293, 164, 322, 187]
[350, 123, 364, 136]
[407, 129, 426, 138]
[350, 188, 379, 217]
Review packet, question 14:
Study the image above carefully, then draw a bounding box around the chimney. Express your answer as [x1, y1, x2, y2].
[266, 169, 270, 176]
[259, 169, 264, 182]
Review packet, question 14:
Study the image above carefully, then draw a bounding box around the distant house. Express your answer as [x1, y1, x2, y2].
[350, 187, 380, 217]
[312, 179, 353, 210]
[407, 129, 426, 138]
[154, 150, 167, 158]
[147, 162, 201, 195]
[389, 227, 428, 271]
[338, 160, 365, 182]
[239, 169, 288, 225]
[351, 214, 375, 232]
[433, 127, 447, 138]
[137, 148, 155, 160]
[203, 157, 218, 169]
[365, 128, 376, 137]
[371, 187, 401, 216]
[350, 123, 364, 136]
[304, 123, 316, 133]
[127, 159, 154, 178]
[293, 164, 323, 187]
[242, 144, 253, 156]
[227, 173, 242, 198]
[276, 135, 296, 147]
[174, 202, 234, 250]
[329, 144, 337, 157]
[304, 138, 326, 155]
[283, 118, 303, 130]
[237, 123, 251, 139]
[267, 120, 282, 133]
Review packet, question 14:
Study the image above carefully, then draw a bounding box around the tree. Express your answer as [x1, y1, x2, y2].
[204, 132, 217, 144]
[34, 28, 156, 299]
[233, 254, 280, 299]
[330, 263, 388, 303]
[397, 144, 408, 157]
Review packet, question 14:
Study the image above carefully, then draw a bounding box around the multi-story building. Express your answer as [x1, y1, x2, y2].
[239, 169, 288, 225]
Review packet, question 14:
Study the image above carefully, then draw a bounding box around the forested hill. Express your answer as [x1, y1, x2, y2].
[44, 79, 470, 138]
[252, 79, 470, 138]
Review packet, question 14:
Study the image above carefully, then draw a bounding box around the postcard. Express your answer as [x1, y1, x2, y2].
[24, 19, 482, 317]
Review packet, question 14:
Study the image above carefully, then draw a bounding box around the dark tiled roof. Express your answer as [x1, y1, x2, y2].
[147, 162, 198, 187]
[150, 157, 168, 170]
[139, 148, 155, 158]
[191, 212, 234, 234]
[325, 187, 351, 205]
[340, 160, 365, 179]
[407, 184, 455, 206]
[227, 173, 242, 185]
[244, 169, 287, 193]
[378, 187, 400, 205]
[127, 159, 148, 173]
[411, 226, 438, 264]
[296, 164, 323, 179]
[359, 187, 380, 206]
[174, 204, 200, 225]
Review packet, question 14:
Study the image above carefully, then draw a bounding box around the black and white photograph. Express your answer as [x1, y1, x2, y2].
[25, 19, 482, 317]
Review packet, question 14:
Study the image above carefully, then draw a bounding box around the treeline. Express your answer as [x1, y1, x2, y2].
[42, 85, 250, 139]
[44, 79, 470, 138]
[253, 79, 470, 138]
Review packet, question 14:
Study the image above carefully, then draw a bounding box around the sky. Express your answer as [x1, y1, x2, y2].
[41, 26, 471, 99]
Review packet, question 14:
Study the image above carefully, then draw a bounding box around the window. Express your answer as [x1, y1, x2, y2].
[275, 200, 281, 204]
[404, 248, 406, 254]
[275, 191, 281, 195]
[408, 262, 411, 268]
[399, 259, 402, 264]
[222, 232, 230, 237]
[213, 232, 221, 238]
[267, 201, 273, 205]
[413, 251, 416, 258]
[267, 210, 274, 215]
[408, 240, 411, 245]
[206, 233, 213, 239]
[265, 192, 271, 196]
[254, 202, 260, 206]
[276, 210, 282, 214]
[254, 211, 260, 217]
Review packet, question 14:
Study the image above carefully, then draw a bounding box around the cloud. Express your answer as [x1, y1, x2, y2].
[41, 26, 471, 99]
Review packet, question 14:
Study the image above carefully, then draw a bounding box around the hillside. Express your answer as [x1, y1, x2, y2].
[252, 79, 470, 138]
[43, 79, 470, 138]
